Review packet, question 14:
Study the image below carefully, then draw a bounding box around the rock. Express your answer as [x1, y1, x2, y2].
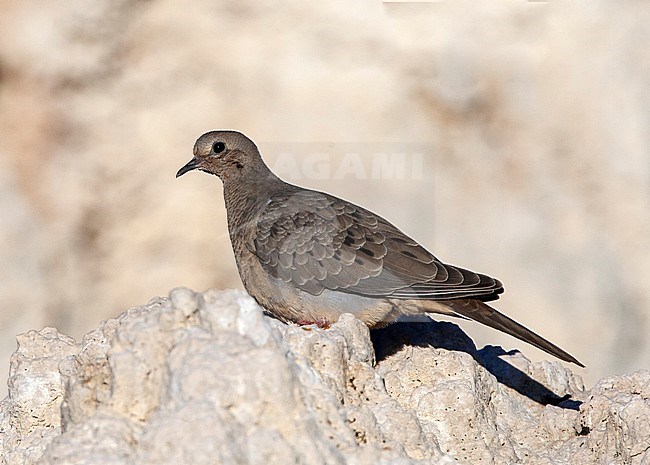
[1, 289, 648, 465]
[1, 328, 78, 465]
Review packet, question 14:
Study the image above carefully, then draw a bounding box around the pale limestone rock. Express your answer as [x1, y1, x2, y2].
[1, 328, 79, 465]
[1, 289, 648, 465]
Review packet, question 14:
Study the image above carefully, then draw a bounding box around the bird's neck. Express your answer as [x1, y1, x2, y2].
[222, 170, 287, 245]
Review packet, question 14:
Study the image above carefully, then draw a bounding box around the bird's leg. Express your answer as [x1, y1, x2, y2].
[296, 318, 331, 330]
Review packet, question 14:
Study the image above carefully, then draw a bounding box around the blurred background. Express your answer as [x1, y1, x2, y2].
[0, 0, 648, 397]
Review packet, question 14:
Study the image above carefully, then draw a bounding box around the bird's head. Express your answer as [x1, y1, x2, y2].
[176, 130, 266, 181]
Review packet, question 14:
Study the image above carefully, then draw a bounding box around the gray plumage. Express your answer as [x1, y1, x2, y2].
[177, 130, 583, 367]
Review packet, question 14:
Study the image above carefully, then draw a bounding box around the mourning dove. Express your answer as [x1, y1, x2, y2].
[177, 130, 583, 367]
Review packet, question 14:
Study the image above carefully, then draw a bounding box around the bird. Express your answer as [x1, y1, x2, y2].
[177, 130, 584, 367]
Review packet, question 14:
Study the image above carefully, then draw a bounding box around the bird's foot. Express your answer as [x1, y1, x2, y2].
[296, 318, 331, 330]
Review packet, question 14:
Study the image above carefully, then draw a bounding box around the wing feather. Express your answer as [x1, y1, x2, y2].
[252, 189, 503, 301]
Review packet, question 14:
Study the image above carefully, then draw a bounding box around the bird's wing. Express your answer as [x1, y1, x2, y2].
[252, 189, 503, 301]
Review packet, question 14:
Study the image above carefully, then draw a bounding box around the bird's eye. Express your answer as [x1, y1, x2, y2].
[212, 142, 226, 154]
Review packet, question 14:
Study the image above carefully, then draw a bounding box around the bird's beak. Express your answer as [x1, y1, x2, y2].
[176, 157, 201, 178]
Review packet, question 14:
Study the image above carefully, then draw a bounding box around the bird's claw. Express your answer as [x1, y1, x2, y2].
[296, 318, 331, 330]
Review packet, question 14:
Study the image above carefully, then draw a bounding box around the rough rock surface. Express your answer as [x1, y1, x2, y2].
[1, 289, 649, 465]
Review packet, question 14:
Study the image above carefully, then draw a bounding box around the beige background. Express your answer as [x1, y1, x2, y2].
[0, 0, 648, 397]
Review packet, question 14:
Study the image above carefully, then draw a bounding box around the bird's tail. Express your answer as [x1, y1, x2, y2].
[422, 299, 584, 367]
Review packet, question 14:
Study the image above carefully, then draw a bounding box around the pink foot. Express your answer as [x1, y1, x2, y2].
[296, 318, 331, 330]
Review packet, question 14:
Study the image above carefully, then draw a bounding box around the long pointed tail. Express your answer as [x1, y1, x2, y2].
[431, 299, 584, 367]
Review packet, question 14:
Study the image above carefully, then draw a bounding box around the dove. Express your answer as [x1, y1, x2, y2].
[177, 130, 583, 367]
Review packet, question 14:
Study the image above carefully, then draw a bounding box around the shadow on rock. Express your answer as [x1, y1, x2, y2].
[371, 320, 582, 410]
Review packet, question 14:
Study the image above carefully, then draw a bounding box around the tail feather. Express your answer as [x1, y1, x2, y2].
[437, 299, 584, 367]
